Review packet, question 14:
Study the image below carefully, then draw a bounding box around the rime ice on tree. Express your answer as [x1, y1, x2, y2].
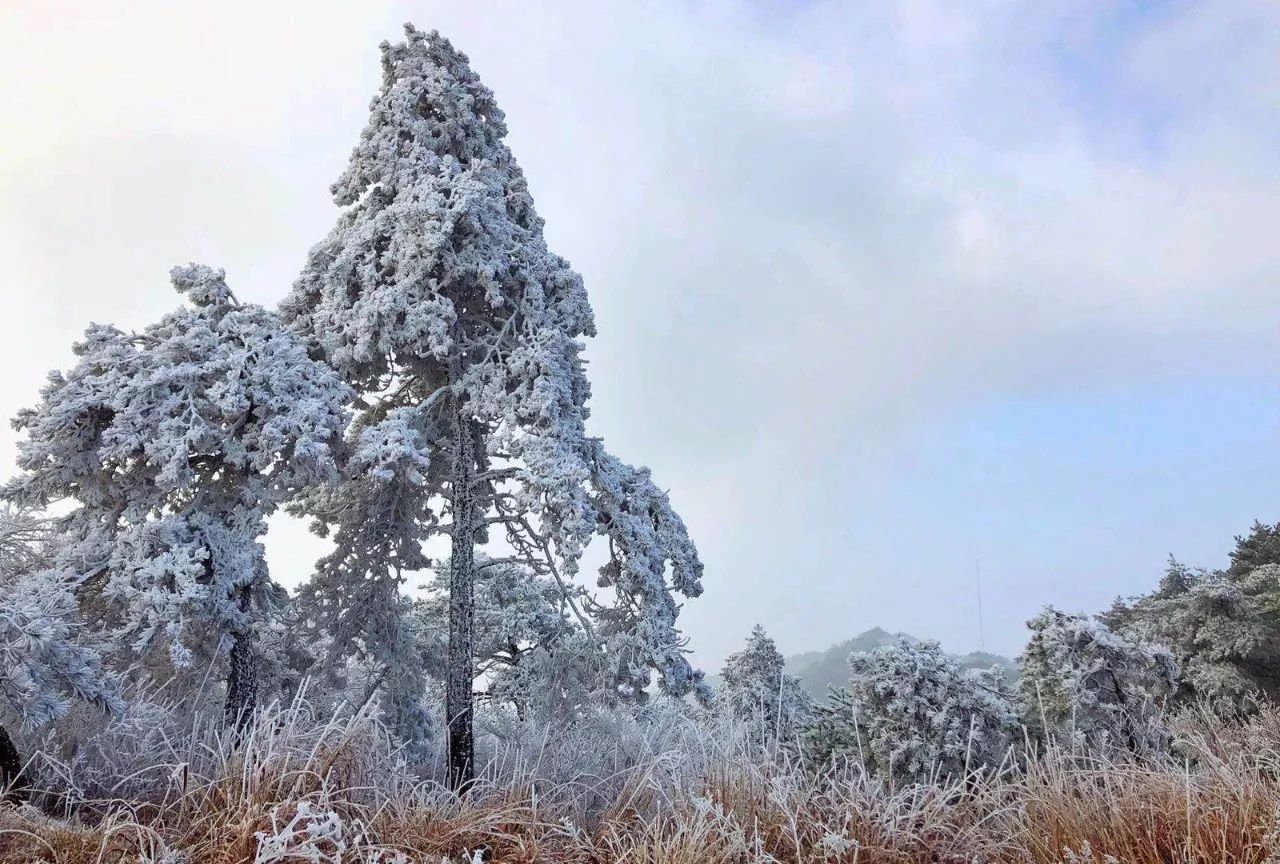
[0, 508, 120, 791]
[807, 636, 1017, 783]
[1106, 523, 1280, 703]
[1019, 607, 1178, 755]
[718, 625, 812, 744]
[282, 25, 704, 787]
[3, 266, 351, 725]
[413, 555, 598, 721]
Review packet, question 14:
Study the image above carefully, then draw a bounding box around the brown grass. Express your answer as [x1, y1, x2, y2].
[4, 705, 1280, 863]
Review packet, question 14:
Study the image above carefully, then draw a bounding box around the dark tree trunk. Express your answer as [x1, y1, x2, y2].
[509, 640, 528, 722]
[446, 402, 477, 793]
[224, 586, 258, 729]
[0, 725, 28, 803]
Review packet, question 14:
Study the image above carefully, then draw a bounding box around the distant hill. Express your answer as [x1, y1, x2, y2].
[786, 628, 1016, 698]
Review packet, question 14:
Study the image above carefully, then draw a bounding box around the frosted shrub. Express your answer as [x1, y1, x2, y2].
[1019, 607, 1178, 755]
[0, 567, 120, 732]
[807, 636, 1017, 784]
[33, 686, 194, 804]
[1107, 537, 1280, 704]
[0, 509, 119, 792]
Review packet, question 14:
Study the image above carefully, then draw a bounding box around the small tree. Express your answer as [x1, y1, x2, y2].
[0, 509, 119, 794]
[806, 637, 1016, 784]
[283, 25, 705, 788]
[3, 266, 350, 725]
[718, 625, 812, 744]
[1019, 607, 1179, 755]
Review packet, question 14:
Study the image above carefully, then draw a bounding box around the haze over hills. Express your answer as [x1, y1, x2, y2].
[782, 628, 1017, 698]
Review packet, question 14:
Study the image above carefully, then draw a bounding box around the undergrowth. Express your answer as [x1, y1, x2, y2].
[2, 699, 1279, 862]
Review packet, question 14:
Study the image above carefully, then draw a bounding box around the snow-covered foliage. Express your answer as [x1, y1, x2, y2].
[9, 688, 1280, 863]
[414, 556, 602, 719]
[0, 510, 119, 730]
[583, 446, 706, 703]
[0, 569, 120, 731]
[717, 625, 812, 744]
[1106, 523, 1280, 704]
[288, 420, 437, 753]
[2, 266, 350, 720]
[280, 25, 704, 778]
[0, 506, 47, 572]
[806, 637, 1016, 784]
[1019, 607, 1179, 754]
[1107, 564, 1271, 703]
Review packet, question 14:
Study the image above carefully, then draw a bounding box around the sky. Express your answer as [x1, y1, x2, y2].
[1, 1, 1277, 668]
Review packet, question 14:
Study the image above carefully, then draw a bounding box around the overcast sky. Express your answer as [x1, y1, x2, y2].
[1, 1, 1277, 668]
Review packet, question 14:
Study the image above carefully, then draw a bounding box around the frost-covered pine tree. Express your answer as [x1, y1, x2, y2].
[1106, 561, 1267, 704]
[282, 25, 704, 787]
[806, 637, 1016, 784]
[1018, 607, 1179, 755]
[1105, 524, 1280, 703]
[3, 266, 350, 725]
[0, 509, 120, 793]
[718, 625, 812, 744]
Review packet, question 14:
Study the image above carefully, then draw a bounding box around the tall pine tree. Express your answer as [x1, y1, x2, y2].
[283, 26, 705, 789]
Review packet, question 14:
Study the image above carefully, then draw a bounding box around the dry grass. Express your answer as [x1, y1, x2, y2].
[4, 701, 1280, 863]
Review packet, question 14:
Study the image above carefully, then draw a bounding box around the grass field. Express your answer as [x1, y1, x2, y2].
[2, 698, 1279, 863]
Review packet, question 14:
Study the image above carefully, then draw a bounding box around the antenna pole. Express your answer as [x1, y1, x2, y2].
[975, 560, 986, 652]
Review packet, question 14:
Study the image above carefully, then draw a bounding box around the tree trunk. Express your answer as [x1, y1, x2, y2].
[0, 725, 28, 803]
[224, 586, 258, 729]
[446, 404, 477, 792]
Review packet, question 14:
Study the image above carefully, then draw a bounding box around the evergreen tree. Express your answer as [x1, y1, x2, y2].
[282, 26, 704, 788]
[0, 509, 120, 794]
[806, 637, 1016, 784]
[718, 625, 812, 744]
[1106, 522, 1280, 703]
[1019, 607, 1178, 755]
[1226, 520, 1280, 577]
[3, 266, 350, 725]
